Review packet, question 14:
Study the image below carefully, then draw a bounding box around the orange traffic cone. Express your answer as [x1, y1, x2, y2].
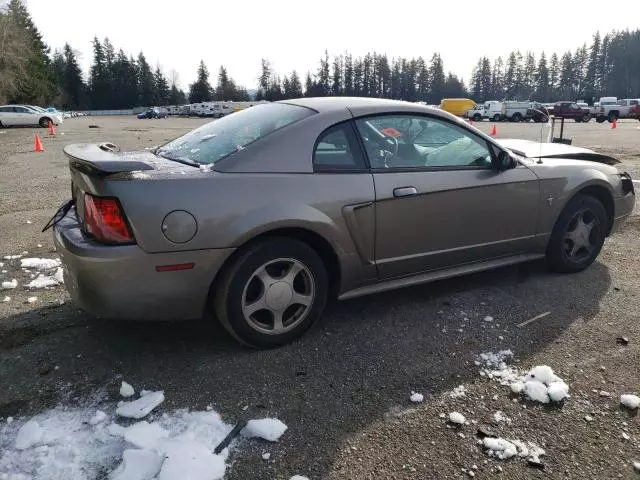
[491, 124, 497, 136]
[34, 134, 44, 152]
[48, 120, 55, 136]
[612, 118, 617, 129]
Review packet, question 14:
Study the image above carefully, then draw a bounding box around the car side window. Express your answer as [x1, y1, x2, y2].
[313, 122, 366, 172]
[354, 115, 493, 169]
[15, 107, 30, 113]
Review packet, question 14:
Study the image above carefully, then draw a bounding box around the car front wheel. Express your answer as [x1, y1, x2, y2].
[214, 237, 328, 348]
[546, 194, 607, 273]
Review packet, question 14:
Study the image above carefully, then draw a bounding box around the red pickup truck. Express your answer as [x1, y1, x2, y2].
[549, 101, 592, 122]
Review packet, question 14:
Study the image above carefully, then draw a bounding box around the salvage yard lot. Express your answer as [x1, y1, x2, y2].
[1, 116, 640, 479]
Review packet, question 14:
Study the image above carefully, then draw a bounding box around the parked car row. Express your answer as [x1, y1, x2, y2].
[461, 96, 640, 124]
[0, 104, 64, 127]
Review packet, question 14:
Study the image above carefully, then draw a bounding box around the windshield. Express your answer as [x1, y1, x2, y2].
[156, 103, 313, 165]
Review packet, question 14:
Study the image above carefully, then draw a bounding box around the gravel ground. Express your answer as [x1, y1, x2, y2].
[1, 116, 640, 479]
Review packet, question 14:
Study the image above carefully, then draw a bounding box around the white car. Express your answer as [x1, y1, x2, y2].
[0, 105, 63, 128]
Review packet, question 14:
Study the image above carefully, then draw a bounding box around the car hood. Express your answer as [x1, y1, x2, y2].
[496, 138, 620, 165]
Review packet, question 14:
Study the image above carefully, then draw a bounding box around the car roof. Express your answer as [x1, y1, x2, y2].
[278, 96, 452, 119]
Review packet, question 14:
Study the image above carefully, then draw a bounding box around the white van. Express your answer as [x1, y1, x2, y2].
[483, 101, 503, 122]
[501, 101, 531, 122]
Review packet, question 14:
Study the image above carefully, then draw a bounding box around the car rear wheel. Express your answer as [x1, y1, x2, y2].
[39, 117, 51, 128]
[214, 237, 328, 348]
[512, 113, 522, 122]
[473, 114, 482, 122]
[583, 114, 591, 122]
[546, 194, 607, 273]
[492, 114, 501, 122]
[608, 112, 618, 123]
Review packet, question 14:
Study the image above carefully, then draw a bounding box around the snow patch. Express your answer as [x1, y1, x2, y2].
[1, 279, 17, 290]
[450, 385, 467, 398]
[156, 438, 226, 480]
[130, 171, 152, 180]
[620, 394, 640, 410]
[3, 296, 10, 302]
[123, 421, 169, 449]
[448, 412, 466, 424]
[20, 258, 61, 270]
[241, 418, 288, 442]
[116, 392, 165, 419]
[477, 352, 568, 404]
[289, 476, 310, 480]
[25, 270, 63, 289]
[410, 392, 424, 403]
[492, 411, 511, 424]
[110, 448, 163, 480]
[89, 410, 107, 425]
[120, 381, 135, 398]
[15, 420, 43, 450]
[483, 437, 545, 463]
[3, 255, 22, 260]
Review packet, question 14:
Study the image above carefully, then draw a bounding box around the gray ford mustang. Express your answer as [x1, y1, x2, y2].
[51, 97, 635, 347]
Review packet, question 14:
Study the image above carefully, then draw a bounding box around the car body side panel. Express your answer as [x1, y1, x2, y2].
[372, 165, 541, 278]
[105, 172, 378, 294]
[521, 158, 630, 243]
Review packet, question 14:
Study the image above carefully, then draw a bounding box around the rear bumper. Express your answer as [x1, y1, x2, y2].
[53, 207, 235, 320]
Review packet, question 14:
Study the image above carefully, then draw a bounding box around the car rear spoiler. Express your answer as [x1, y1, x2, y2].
[64, 143, 154, 175]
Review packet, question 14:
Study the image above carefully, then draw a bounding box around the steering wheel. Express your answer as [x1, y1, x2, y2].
[384, 135, 399, 159]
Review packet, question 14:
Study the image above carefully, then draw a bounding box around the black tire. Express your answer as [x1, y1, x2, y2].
[512, 113, 522, 122]
[574, 117, 583, 123]
[546, 194, 608, 274]
[39, 117, 51, 128]
[608, 112, 618, 123]
[214, 237, 328, 348]
[596, 116, 606, 124]
[473, 114, 482, 122]
[583, 114, 591, 123]
[493, 114, 501, 122]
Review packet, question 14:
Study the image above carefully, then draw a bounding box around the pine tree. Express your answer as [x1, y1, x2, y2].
[343, 54, 354, 96]
[353, 58, 364, 96]
[504, 52, 518, 99]
[428, 53, 445, 103]
[491, 57, 504, 99]
[559, 51, 574, 98]
[583, 32, 601, 102]
[288, 70, 303, 98]
[154, 66, 170, 105]
[138, 52, 156, 106]
[188, 60, 213, 103]
[6, 0, 56, 104]
[0, 9, 30, 104]
[61, 43, 85, 109]
[523, 52, 536, 99]
[331, 55, 343, 95]
[318, 49, 330, 96]
[549, 53, 560, 99]
[416, 57, 429, 101]
[377, 54, 391, 98]
[215, 66, 237, 101]
[535, 53, 550, 101]
[89, 37, 110, 108]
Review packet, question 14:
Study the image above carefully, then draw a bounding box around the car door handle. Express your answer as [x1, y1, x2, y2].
[393, 187, 418, 197]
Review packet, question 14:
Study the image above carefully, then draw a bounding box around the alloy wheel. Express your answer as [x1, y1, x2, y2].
[241, 258, 315, 335]
[562, 209, 601, 264]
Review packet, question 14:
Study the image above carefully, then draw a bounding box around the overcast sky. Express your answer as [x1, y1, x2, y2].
[26, 0, 640, 91]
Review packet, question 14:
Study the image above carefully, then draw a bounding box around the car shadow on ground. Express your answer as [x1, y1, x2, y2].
[0, 260, 611, 479]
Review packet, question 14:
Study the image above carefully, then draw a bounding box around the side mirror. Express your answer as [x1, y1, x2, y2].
[493, 150, 516, 171]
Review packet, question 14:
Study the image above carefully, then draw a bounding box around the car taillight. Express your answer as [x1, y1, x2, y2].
[83, 194, 134, 244]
